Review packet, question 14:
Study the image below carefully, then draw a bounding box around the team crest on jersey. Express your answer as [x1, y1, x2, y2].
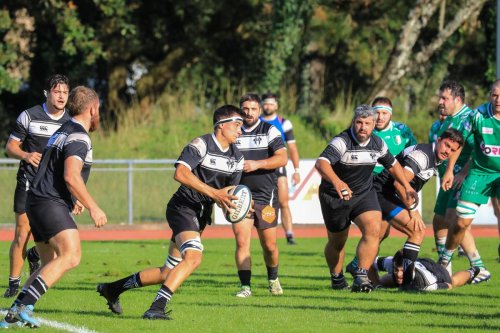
[395, 135, 401, 145]
[370, 152, 377, 160]
[226, 159, 235, 169]
[350, 154, 358, 160]
[253, 136, 262, 145]
[210, 158, 216, 165]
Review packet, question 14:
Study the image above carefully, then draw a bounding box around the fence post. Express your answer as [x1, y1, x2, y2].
[128, 160, 133, 225]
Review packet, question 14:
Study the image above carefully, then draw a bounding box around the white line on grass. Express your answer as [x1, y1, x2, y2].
[0, 309, 99, 333]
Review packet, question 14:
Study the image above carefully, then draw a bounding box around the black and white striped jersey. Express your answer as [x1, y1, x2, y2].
[374, 143, 441, 194]
[236, 119, 286, 205]
[29, 119, 92, 209]
[318, 128, 396, 197]
[173, 133, 244, 207]
[378, 256, 450, 291]
[9, 104, 70, 184]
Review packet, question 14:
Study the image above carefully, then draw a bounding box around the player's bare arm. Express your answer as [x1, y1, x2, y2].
[174, 163, 237, 210]
[387, 162, 418, 206]
[393, 168, 425, 231]
[243, 147, 287, 173]
[287, 142, 301, 185]
[5, 138, 42, 167]
[315, 158, 352, 200]
[441, 145, 462, 190]
[64, 156, 107, 227]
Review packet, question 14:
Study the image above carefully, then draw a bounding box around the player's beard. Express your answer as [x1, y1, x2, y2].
[262, 108, 275, 116]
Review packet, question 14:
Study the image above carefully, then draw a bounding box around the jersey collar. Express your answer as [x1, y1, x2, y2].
[450, 104, 469, 118]
[211, 133, 229, 153]
[43, 103, 67, 121]
[375, 120, 393, 133]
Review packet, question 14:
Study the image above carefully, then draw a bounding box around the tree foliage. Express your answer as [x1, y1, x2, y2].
[0, 0, 494, 143]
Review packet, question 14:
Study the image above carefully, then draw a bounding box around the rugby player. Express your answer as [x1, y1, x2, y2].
[233, 93, 288, 297]
[346, 96, 417, 273]
[260, 93, 301, 245]
[432, 81, 490, 282]
[316, 104, 418, 292]
[372, 250, 480, 291]
[440, 80, 500, 272]
[3, 74, 71, 298]
[371, 97, 417, 175]
[98, 105, 245, 319]
[0, 86, 106, 328]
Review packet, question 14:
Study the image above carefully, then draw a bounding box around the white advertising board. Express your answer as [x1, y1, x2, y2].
[214, 160, 496, 225]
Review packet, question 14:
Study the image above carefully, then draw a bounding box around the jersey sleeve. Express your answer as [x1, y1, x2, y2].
[10, 111, 30, 142]
[318, 136, 345, 165]
[282, 119, 295, 143]
[64, 133, 91, 162]
[267, 125, 286, 153]
[377, 140, 396, 169]
[176, 137, 207, 171]
[403, 148, 426, 176]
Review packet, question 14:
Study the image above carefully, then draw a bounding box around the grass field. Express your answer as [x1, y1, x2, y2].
[0, 237, 498, 332]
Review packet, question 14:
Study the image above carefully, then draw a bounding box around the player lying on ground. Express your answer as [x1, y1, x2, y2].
[371, 249, 480, 291]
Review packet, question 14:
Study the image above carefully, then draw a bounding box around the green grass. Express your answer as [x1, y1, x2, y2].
[0, 237, 498, 332]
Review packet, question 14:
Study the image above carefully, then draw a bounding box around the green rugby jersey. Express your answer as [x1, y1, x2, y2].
[428, 120, 442, 143]
[373, 121, 417, 174]
[463, 102, 500, 174]
[436, 105, 475, 176]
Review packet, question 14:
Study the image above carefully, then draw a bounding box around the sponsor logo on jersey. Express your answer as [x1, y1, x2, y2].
[480, 142, 500, 157]
[481, 127, 493, 134]
[40, 125, 48, 131]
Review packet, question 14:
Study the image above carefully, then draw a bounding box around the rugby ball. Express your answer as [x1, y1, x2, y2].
[225, 185, 252, 223]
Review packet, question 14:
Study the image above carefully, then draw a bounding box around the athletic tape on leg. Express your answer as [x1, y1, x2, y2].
[179, 237, 204, 256]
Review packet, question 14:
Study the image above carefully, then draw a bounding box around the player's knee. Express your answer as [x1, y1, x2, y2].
[262, 240, 277, 254]
[456, 201, 479, 220]
[164, 255, 182, 270]
[179, 237, 204, 259]
[65, 252, 81, 270]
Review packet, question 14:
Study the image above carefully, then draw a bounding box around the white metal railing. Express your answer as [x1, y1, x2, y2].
[0, 158, 177, 225]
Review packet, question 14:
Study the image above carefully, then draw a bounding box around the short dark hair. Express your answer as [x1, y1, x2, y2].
[239, 93, 261, 108]
[213, 105, 245, 125]
[439, 128, 464, 147]
[45, 74, 70, 92]
[261, 92, 279, 103]
[371, 96, 392, 107]
[439, 80, 465, 102]
[67, 86, 99, 117]
[393, 249, 404, 268]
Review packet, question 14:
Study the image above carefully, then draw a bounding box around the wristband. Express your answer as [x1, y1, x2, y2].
[408, 203, 418, 211]
[294, 168, 300, 173]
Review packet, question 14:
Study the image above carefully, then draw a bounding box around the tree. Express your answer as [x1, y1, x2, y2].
[369, 0, 487, 100]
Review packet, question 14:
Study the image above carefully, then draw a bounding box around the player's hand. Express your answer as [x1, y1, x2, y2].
[245, 200, 255, 219]
[24, 152, 42, 168]
[441, 170, 454, 191]
[406, 210, 425, 231]
[334, 181, 352, 200]
[405, 188, 419, 207]
[72, 200, 85, 215]
[292, 172, 300, 186]
[243, 160, 261, 173]
[214, 186, 237, 211]
[90, 206, 107, 228]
